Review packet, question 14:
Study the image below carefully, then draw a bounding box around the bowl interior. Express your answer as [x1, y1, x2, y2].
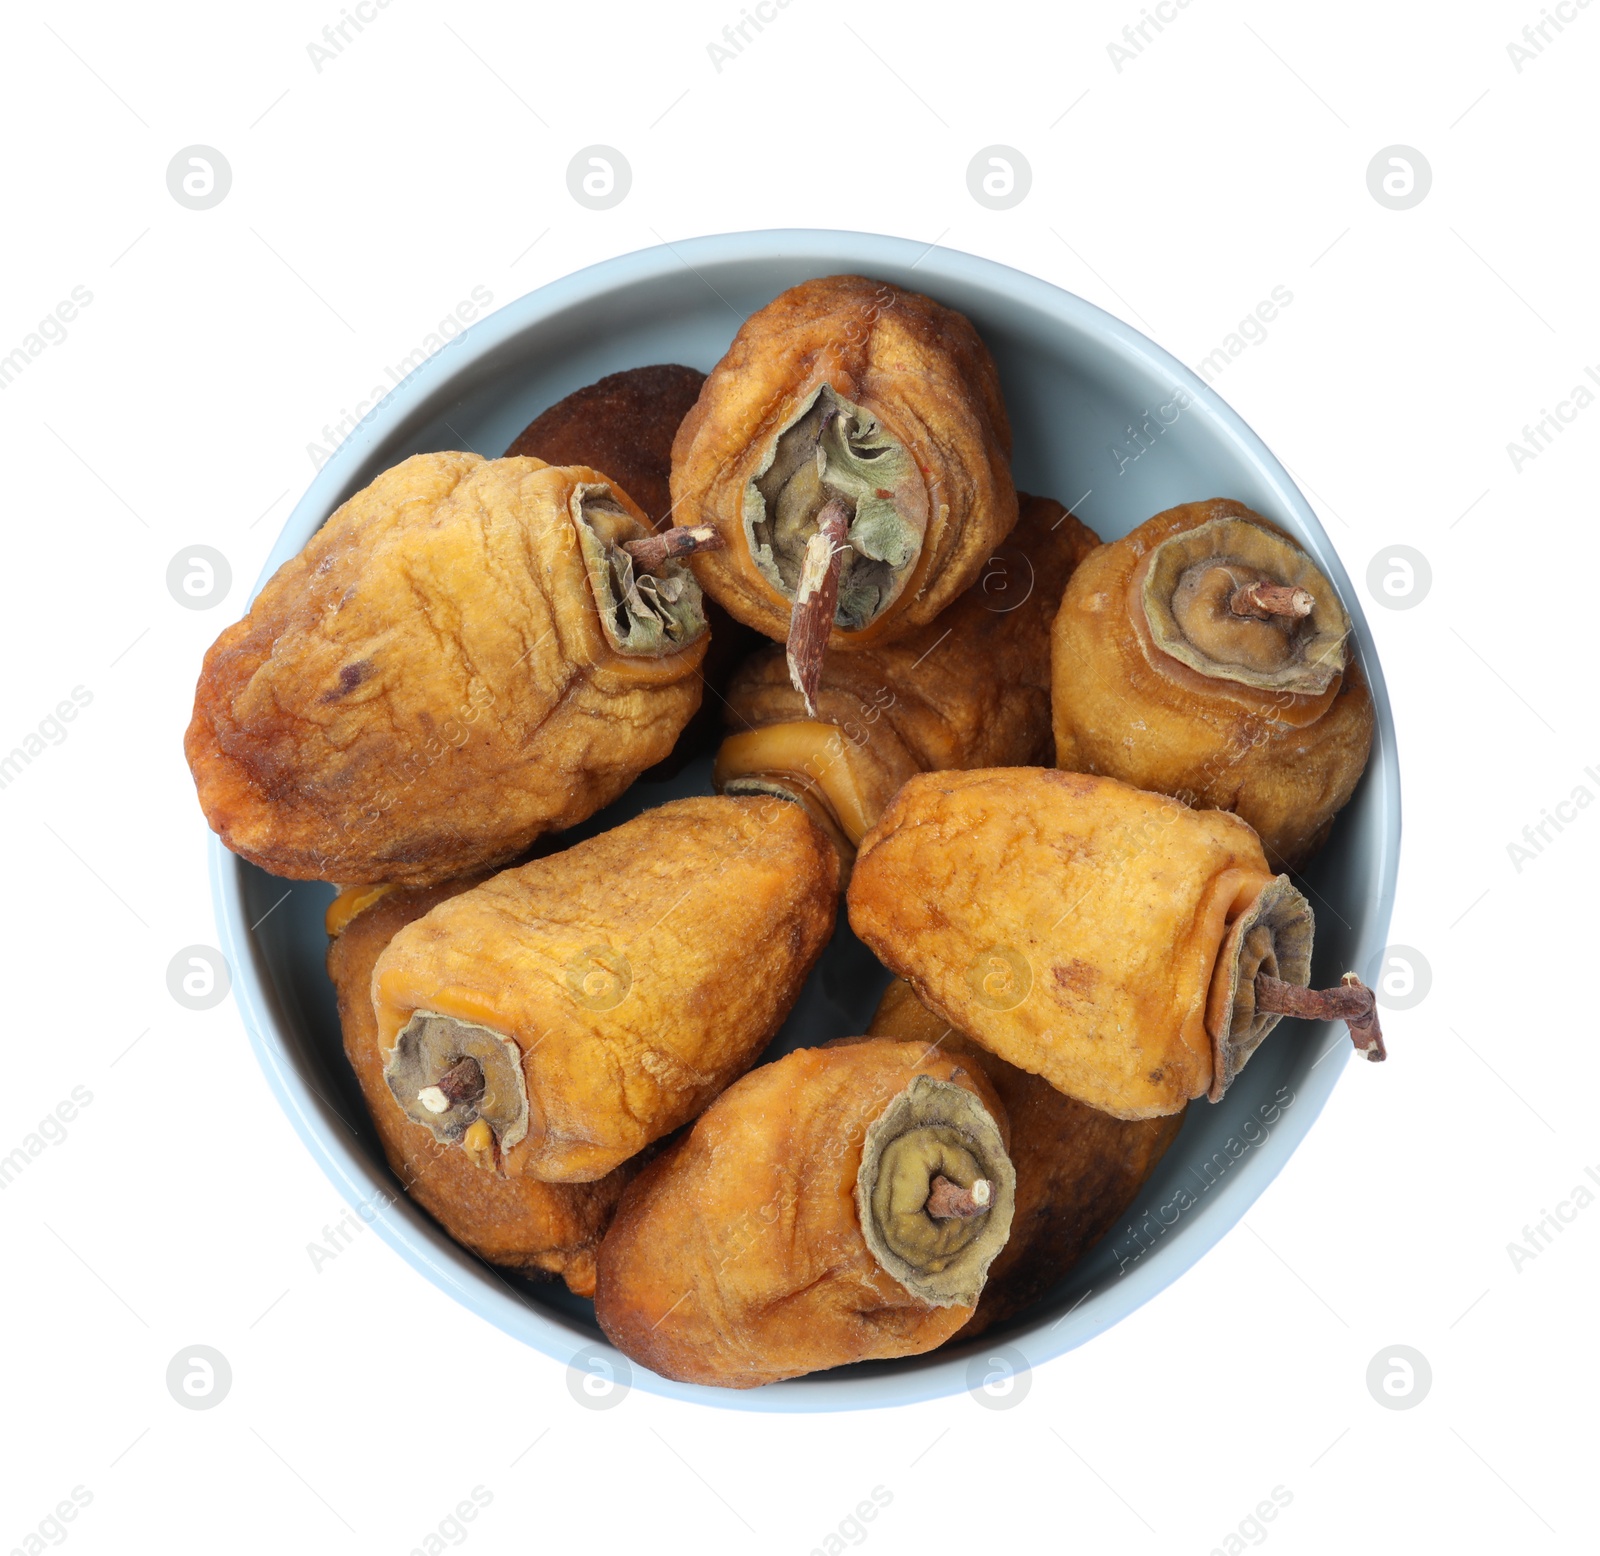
[217, 230, 1398, 1411]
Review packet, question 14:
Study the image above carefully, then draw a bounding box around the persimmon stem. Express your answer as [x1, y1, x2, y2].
[786, 497, 851, 716]
[1255, 973, 1386, 1062]
[621, 525, 725, 572]
[417, 1056, 485, 1114]
[1230, 580, 1314, 620]
[926, 1174, 992, 1219]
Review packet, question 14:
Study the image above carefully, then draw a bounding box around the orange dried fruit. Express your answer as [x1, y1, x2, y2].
[186, 453, 707, 885]
[593, 1037, 1015, 1387]
[1052, 499, 1374, 869]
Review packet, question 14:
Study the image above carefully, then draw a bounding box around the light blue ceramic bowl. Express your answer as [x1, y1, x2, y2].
[211, 229, 1399, 1411]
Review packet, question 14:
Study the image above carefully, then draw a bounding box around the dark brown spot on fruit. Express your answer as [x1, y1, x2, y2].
[1052, 959, 1098, 996]
[323, 660, 372, 702]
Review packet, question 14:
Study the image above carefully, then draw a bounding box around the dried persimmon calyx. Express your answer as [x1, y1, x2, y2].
[384, 1012, 529, 1171]
[1141, 517, 1351, 694]
[572, 484, 708, 654]
[745, 385, 920, 634]
[1205, 875, 1315, 1101]
[856, 1075, 1015, 1307]
[1207, 873, 1388, 1081]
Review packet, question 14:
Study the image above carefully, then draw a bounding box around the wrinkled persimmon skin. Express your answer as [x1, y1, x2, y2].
[868, 980, 1183, 1335]
[505, 364, 706, 529]
[328, 880, 632, 1296]
[502, 363, 760, 773]
[847, 768, 1280, 1119]
[716, 496, 1100, 843]
[671, 275, 1018, 648]
[372, 796, 839, 1183]
[186, 453, 706, 886]
[593, 1039, 1008, 1389]
[1052, 499, 1374, 870]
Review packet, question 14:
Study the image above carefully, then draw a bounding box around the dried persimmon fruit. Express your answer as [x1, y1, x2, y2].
[185, 453, 708, 886]
[713, 495, 1099, 876]
[670, 275, 1018, 710]
[1052, 498, 1374, 869]
[505, 364, 707, 530]
[327, 878, 632, 1296]
[503, 360, 760, 773]
[867, 979, 1184, 1335]
[848, 768, 1384, 1120]
[593, 1038, 1015, 1388]
[371, 795, 838, 1184]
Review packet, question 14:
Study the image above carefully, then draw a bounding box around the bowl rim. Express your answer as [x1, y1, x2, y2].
[211, 227, 1401, 1412]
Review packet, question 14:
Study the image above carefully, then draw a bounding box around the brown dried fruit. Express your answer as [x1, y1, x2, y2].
[867, 980, 1184, 1335]
[847, 768, 1378, 1119]
[505, 364, 707, 530]
[185, 453, 708, 886]
[1052, 499, 1374, 869]
[502, 361, 761, 773]
[372, 795, 839, 1183]
[714, 494, 1099, 876]
[593, 1038, 1014, 1388]
[670, 275, 1018, 676]
[327, 879, 631, 1295]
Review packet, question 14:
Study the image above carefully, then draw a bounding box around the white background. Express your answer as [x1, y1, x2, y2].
[2, 1, 1596, 1551]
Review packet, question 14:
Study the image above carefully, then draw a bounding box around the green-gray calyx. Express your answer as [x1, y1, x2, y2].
[1142, 517, 1350, 695]
[855, 1075, 1015, 1308]
[385, 1011, 530, 1151]
[744, 385, 920, 632]
[573, 485, 708, 654]
[1208, 875, 1314, 1101]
